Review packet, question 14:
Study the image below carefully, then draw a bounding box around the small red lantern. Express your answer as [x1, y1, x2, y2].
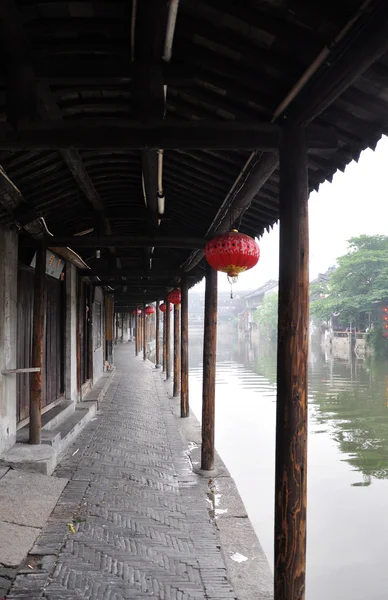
[167, 289, 181, 305]
[205, 230, 260, 282]
[159, 302, 173, 313]
[144, 305, 155, 316]
[132, 309, 142, 316]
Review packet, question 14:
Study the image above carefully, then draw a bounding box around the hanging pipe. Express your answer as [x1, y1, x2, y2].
[130, 0, 137, 62]
[157, 149, 165, 216]
[155, 1, 180, 225]
[163, 0, 180, 62]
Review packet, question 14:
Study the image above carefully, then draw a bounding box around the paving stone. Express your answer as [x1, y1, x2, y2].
[7, 346, 237, 600]
[0, 469, 68, 528]
[0, 521, 40, 566]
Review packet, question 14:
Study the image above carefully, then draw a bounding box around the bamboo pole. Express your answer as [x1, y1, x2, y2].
[29, 245, 46, 444]
[201, 263, 218, 470]
[173, 303, 181, 397]
[165, 299, 171, 379]
[180, 276, 189, 417]
[275, 125, 309, 600]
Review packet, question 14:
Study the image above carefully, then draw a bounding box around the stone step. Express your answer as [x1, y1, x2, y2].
[4, 401, 98, 475]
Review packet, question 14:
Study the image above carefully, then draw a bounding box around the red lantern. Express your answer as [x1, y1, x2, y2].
[132, 309, 142, 315]
[205, 231, 260, 282]
[159, 302, 173, 313]
[144, 305, 155, 316]
[167, 289, 181, 305]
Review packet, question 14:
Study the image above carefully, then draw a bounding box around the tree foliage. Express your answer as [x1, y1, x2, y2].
[254, 292, 278, 341]
[310, 235, 388, 325]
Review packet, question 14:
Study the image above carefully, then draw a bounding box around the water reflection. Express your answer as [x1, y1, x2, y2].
[188, 327, 388, 600]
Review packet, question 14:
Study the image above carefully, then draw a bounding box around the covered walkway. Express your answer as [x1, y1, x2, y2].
[7, 345, 241, 600]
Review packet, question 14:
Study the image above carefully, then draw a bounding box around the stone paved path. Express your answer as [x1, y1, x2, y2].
[8, 345, 236, 600]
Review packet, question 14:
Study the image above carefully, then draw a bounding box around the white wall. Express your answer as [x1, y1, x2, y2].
[92, 287, 105, 383]
[0, 228, 18, 455]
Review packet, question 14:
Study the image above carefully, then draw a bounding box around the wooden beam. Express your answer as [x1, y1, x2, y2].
[23, 235, 206, 249]
[201, 263, 218, 471]
[173, 304, 180, 397]
[275, 126, 309, 600]
[30, 60, 194, 86]
[180, 276, 189, 418]
[79, 268, 180, 278]
[29, 245, 46, 445]
[0, 121, 337, 150]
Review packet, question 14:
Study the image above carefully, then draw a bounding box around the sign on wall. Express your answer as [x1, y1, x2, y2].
[30, 250, 65, 279]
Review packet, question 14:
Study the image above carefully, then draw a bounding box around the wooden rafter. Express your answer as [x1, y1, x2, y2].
[36, 83, 112, 236]
[0, 0, 117, 249]
[181, 0, 388, 274]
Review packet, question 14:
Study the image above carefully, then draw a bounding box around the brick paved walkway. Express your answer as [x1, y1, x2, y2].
[8, 345, 236, 600]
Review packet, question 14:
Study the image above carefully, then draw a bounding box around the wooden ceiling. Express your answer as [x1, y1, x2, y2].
[1, 0, 388, 306]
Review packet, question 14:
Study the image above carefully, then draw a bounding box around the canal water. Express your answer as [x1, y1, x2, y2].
[188, 327, 388, 600]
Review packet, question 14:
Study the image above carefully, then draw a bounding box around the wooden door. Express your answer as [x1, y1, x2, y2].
[16, 267, 65, 422]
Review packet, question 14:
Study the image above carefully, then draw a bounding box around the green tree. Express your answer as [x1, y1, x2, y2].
[310, 235, 388, 326]
[254, 292, 278, 342]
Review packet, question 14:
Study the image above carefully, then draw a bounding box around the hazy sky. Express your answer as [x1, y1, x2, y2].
[193, 135, 388, 294]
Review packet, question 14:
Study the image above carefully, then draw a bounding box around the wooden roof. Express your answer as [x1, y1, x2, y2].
[1, 0, 388, 306]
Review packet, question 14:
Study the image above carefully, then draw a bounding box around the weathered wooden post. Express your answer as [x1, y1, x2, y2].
[201, 263, 218, 470]
[275, 125, 309, 600]
[181, 276, 189, 417]
[105, 294, 113, 365]
[135, 307, 139, 355]
[155, 300, 160, 366]
[162, 310, 166, 371]
[143, 304, 146, 360]
[29, 245, 46, 444]
[173, 303, 181, 396]
[115, 314, 119, 344]
[165, 299, 171, 379]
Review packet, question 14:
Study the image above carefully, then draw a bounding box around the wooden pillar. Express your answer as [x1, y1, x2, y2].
[76, 278, 82, 391]
[135, 308, 139, 355]
[275, 125, 309, 600]
[162, 310, 166, 371]
[165, 299, 171, 379]
[143, 305, 146, 360]
[29, 245, 46, 445]
[115, 314, 119, 344]
[201, 263, 218, 470]
[173, 303, 181, 397]
[105, 296, 113, 364]
[181, 276, 189, 417]
[155, 300, 160, 366]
